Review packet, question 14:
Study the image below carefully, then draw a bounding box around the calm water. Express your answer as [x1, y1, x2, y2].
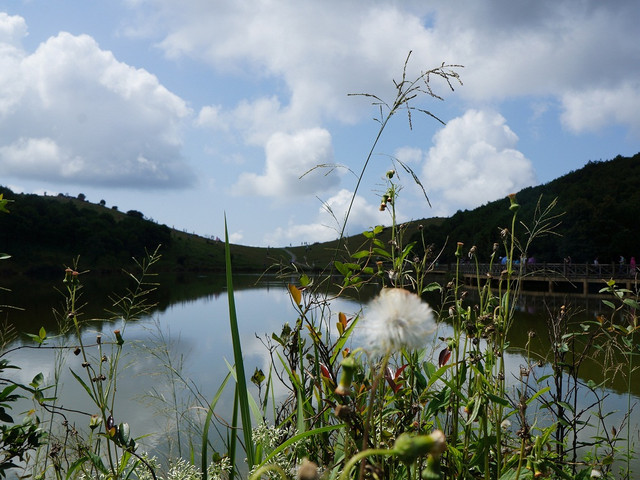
[2, 272, 638, 471]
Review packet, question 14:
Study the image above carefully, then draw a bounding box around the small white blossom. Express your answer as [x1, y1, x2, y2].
[364, 288, 435, 354]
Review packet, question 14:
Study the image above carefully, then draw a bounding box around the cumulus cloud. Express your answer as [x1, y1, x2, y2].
[264, 188, 397, 246]
[560, 83, 640, 135]
[234, 128, 339, 197]
[130, 2, 456, 133]
[128, 0, 640, 139]
[0, 17, 193, 188]
[422, 110, 536, 215]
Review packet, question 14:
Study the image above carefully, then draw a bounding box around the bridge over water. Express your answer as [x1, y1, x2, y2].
[442, 262, 638, 295]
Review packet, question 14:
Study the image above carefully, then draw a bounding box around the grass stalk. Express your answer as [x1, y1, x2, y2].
[224, 215, 255, 471]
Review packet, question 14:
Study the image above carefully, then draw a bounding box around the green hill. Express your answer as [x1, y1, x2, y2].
[1, 152, 638, 276]
[413, 152, 640, 264]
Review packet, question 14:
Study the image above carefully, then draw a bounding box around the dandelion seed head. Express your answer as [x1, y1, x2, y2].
[364, 288, 435, 354]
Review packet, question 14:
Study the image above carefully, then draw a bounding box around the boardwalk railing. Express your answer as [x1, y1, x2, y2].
[456, 262, 637, 280]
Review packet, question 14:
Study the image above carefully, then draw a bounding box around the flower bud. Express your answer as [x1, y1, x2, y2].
[334, 355, 356, 396]
[508, 193, 520, 212]
[114, 329, 124, 345]
[455, 242, 464, 258]
[393, 430, 446, 463]
[89, 414, 102, 430]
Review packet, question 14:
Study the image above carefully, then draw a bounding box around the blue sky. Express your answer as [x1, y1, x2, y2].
[1, 1, 639, 246]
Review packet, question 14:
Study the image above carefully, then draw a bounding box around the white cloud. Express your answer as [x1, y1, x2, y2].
[128, 0, 640, 139]
[234, 128, 339, 197]
[560, 83, 640, 134]
[130, 2, 457, 136]
[0, 23, 194, 187]
[264, 188, 394, 246]
[0, 12, 26, 45]
[422, 110, 536, 215]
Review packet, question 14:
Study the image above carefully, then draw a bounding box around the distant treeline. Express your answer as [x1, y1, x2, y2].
[412, 152, 640, 265]
[0, 187, 172, 274]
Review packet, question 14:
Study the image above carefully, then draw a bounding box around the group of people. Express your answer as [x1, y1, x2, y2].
[617, 255, 637, 274]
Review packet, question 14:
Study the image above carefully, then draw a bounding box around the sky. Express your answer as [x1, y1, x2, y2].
[1, 1, 639, 247]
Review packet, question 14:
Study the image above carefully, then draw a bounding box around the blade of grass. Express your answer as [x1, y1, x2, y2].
[257, 423, 347, 468]
[224, 215, 255, 469]
[201, 371, 232, 480]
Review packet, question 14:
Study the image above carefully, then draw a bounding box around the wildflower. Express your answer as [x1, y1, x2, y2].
[455, 242, 464, 257]
[590, 469, 602, 478]
[363, 288, 435, 354]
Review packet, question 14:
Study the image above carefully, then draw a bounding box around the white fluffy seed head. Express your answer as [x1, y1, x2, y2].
[363, 287, 435, 355]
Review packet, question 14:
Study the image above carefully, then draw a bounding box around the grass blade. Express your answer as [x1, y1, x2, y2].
[224, 215, 255, 469]
[201, 371, 232, 480]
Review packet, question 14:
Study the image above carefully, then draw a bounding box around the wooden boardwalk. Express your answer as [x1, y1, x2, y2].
[448, 262, 638, 295]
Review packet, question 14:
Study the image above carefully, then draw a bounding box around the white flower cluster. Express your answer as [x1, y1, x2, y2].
[127, 454, 231, 480]
[363, 288, 435, 355]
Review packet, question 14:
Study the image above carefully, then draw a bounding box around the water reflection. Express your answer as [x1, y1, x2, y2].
[1, 273, 638, 470]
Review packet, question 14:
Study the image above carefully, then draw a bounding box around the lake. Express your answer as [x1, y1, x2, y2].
[2, 271, 638, 473]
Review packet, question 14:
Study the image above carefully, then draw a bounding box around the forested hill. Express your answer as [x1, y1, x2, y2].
[1, 152, 638, 275]
[0, 188, 277, 275]
[413, 152, 640, 264]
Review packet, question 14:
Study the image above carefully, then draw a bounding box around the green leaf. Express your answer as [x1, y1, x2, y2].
[38, 326, 46, 340]
[334, 261, 350, 277]
[201, 372, 231, 480]
[623, 298, 640, 309]
[351, 250, 372, 259]
[257, 424, 346, 468]
[486, 393, 510, 407]
[65, 457, 90, 480]
[525, 386, 551, 405]
[602, 300, 615, 309]
[372, 247, 392, 258]
[117, 422, 130, 446]
[69, 368, 97, 404]
[422, 282, 442, 293]
[30, 373, 44, 389]
[0, 384, 19, 401]
[86, 451, 109, 475]
[224, 215, 255, 469]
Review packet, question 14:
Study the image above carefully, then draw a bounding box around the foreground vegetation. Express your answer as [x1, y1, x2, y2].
[1, 56, 638, 480]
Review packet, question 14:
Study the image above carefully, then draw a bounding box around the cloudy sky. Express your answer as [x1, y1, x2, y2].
[1, 1, 639, 246]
